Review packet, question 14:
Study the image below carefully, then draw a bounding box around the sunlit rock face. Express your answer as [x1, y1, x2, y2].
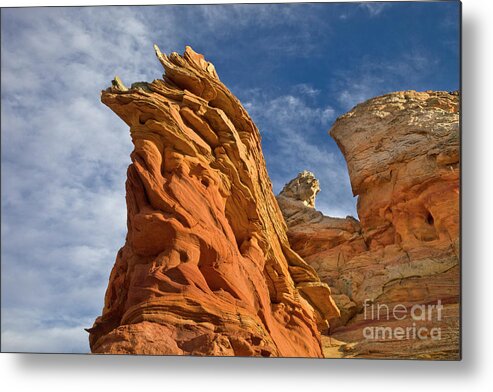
[278, 170, 320, 208]
[87, 46, 339, 357]
[331, 90, 459, 252]
[279, 91, 460, 359]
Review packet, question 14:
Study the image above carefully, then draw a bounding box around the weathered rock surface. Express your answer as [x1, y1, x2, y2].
[88, 46, 339, 357]
[278, 91, 460, 359]
[279, 170, 320, 208]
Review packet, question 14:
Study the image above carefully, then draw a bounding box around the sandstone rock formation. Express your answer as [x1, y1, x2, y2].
[87, 46, 339, 357]
[278, 91, 460, 359]
[279, 170, 320, 208]
[277, 173, 364, 328]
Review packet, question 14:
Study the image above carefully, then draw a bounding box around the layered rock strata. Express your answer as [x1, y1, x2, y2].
[278, 91, 460, 359]
[88, 46, 339, 357]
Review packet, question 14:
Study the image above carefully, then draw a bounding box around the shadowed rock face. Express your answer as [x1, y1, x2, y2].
[88, 46, 339, 357]
[278, 91, 460, 359]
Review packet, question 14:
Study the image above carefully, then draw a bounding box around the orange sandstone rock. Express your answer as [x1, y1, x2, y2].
[87, 46, 339, 357]
[278, 91, 460, 359]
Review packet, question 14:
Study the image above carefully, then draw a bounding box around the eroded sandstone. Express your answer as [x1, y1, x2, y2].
[87, 46, 339, 357]
[278, 91, 460, 359]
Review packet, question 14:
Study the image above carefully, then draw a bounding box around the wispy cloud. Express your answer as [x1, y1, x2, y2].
[359, 3, 391, 17]
[293, 83, 321, 98]
[338, 2, 390, 20]
[192, 3, 333, 58]
[333, 49, 440, 110]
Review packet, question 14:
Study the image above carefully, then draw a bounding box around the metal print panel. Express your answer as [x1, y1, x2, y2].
[0, 1, 461, 359]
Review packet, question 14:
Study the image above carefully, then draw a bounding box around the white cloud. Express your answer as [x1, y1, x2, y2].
[1, 307, 92, 353]
[2, 325, 89, 353]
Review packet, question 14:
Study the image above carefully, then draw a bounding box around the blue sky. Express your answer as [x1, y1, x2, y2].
[1, 2, 460, 353]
